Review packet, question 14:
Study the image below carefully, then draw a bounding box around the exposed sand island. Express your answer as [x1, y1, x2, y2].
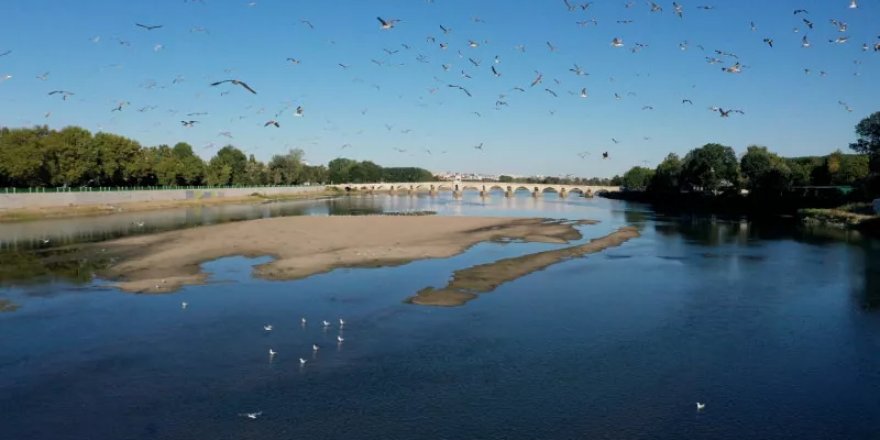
[94, 216, 593, 293]
[0, 299, 20, 312]
[407, 226, 641, 307]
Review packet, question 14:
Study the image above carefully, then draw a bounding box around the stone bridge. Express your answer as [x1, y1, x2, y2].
[328, 182, 621, 198]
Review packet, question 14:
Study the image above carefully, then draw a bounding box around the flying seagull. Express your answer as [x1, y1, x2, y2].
[530, 71, 543, 87]
[264, 120, 280, 127]
[723, 62, 743, 73]
[111, 101, 129, 112]
[48, 90, 74, 100]
[136, 23, 163, 30]
[711, 107, 744, 117]
[377, 17, 400, 30]
[448, 84, 472, 97]
[210, 79, 257, 94]
[180, 120, 198, 127]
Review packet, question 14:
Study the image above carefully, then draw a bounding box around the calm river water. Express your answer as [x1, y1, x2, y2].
[1, 192, 878, 440]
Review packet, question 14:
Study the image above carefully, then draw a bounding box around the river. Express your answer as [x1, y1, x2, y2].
[0, 191, 878, 439]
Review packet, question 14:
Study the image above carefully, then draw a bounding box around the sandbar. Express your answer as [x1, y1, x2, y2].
[0, 299, 19, 312]
[407, 226, 641, 307]
[93, 216, 589, 293]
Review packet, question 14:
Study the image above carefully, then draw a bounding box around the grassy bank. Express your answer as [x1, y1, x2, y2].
[798, 203, 880, 231]
[0, 188, 343, 222]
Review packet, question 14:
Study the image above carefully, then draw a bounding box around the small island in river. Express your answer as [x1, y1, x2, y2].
[89, 215, 616, 294]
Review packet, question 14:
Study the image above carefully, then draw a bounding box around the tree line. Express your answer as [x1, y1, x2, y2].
[497, 175, 621, 186]
[0, 125, 434, 188]
[619, 111, 880, 201]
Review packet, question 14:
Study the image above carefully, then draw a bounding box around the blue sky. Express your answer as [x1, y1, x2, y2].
[0, 0, 878, 177]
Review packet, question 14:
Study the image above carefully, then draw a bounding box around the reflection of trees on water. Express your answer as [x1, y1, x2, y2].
[0, 202, 319, 251]
[652, 215, 750, 247]
[621, 207, 651, 231]
[859, 240, 880, 311]
[0, 248, 110, 287]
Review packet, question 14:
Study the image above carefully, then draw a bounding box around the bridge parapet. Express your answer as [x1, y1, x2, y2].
[328, 182, 620, 197]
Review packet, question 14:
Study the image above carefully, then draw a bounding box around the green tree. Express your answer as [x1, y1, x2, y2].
[205, 160, 232, 186]
[92, 132, 145, 186]
[348, 160, 383, 183]
[680, 143, 740, 193]
[172, 142, 206, 185]
[150, 145, 178, 186]
[498, 175, 514, 183]
[267, 149, 305, 184]
[621, 166, 654, 190]
[244, 154, 269, 185]
[849, 111, 880, 171]
[43, 126, 98, 187]
[830, 151, 869, 185]
[328, 158, 357, 183]
[784, 158, 819, 187]
[301, 165, 328, 184]
[649, 153, 683, 193]
[208, 145, 248, 185]
[382, 167, 434, 182]
[740, 145, 792, 195]
[0, 126, 51, 187]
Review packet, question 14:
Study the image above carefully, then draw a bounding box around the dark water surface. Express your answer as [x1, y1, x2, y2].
[1, 193, 879, 440]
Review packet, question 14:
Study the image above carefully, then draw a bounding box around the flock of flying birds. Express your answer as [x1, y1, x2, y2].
[1, 0, 878, 168]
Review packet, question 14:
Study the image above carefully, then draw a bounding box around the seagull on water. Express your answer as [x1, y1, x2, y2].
[337, 335, 345, 343]
[181, 302, 188, 309]
[264, 324, 273, 332]
[696, 402, 706, 411]
[269, 349, 277, 356]
[299, 358, 307, 365]
[323, 320, 331, 327]
[339, 318, 345, 328]
[239, 411, 262, 419]
[313, 344, 320, 352]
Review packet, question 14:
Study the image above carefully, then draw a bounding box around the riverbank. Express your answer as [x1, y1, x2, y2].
[89, 216, 593, 293]
[798, 204, 880, 232]
[0, 188, 342, 222]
